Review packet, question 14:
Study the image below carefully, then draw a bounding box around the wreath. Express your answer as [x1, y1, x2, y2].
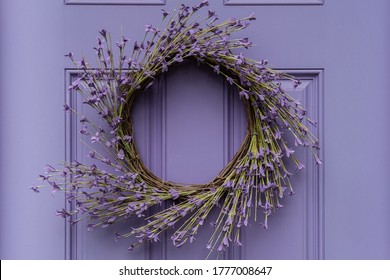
[32, 0, 321, 256]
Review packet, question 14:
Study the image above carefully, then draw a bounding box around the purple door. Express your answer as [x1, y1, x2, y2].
[1, 0, 389, 260]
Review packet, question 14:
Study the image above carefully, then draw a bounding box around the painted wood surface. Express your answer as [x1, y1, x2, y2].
[0, 0, 389, 259]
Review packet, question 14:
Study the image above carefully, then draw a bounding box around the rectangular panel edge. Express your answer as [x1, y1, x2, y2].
[224, 0, 323, 6]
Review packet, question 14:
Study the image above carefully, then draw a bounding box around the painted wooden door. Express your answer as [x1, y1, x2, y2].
[1, 0, 389, 260]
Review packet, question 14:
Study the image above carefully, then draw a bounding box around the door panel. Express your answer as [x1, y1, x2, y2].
[1, 0, 389, 260]
[243, 71, 323, 260]
[67, 68, 323, 260]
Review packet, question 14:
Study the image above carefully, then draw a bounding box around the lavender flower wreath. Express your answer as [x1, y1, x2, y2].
[32, 1, 321, 255]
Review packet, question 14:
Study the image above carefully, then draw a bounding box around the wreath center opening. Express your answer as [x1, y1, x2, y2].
[132, 60, 246, 185]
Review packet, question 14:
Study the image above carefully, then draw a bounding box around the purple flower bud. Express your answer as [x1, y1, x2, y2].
[308, 118, 318, 127]
[200, 0, 209, 8]
[223, 180, 233, 188]
[279, 187, 287, 198]
[29, 185, 40, 193]
[65, 52, 73, 59]
[265, 162, 274, 171]
[80, 126, 89, 135]
[208, 10, 216, 18]
[101, 223, 111, 229]
[226, 216, 233, 225]
[226, 76, 234, 85]
[101, 157, 112, 165]
[169, 189, 180, 200]
[285, 147, 295, 158]
[162, 61, 168, 72]
[91, 132, 100, 143]
[44, 164, 56, 173]
[63, 104, 71, 112]
[213, 64, 220, 74]
[56, 208, 71, 218]
[239, 90, 249, 100]
[161, 9, 169, 19]
[274, 129, 282, 140]
[117, 149, 125, 160]
[87, 224, 97, 231]
[314, 155, 323, 165]
[247, 13, 256, 21]
[39, 174, 49, 181]
[173, 54, 183, 63]
[133, 41, 140, 51]
[80, 116, 88, 123]
[115, 232, 123, 242]
[295, 137, 303, 146]
[124, 135, 132, 143]
[99, 29, 107, 38]
[294, 79, 302, 89]
[296, 161, 305, 170]
[78, 58, 86, 68]
[276, 202, 284, 208]
[50, 181, 61, 197]
[223, 237, 229, 246]
[260, 221, 268, 229]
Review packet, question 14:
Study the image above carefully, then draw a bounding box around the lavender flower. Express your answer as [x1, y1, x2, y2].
[117, 149, 125, 160]
[29, 185, 40, 193]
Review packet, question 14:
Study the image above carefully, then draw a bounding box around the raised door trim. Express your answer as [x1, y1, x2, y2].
[65, 0, 165, 5]
[65, 68, 324, 260]
[224, 0, 323, 5]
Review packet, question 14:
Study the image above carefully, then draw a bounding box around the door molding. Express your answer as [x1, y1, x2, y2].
[229, 69, 325, 260]
[285, 69, 324, 260]
[65, 0, 165, 5]
[64, 68, 324, 259]
[65, 69, 80, 260]
[224, 0, 323, 5]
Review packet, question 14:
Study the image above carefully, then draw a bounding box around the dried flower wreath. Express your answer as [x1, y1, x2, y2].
[31, 0, 321, 255]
